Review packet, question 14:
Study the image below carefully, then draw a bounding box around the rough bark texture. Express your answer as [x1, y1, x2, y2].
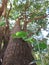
[0, 0, 7, 16]
[0, 27, 4, 58]
[0, 27, 3, 46]
[1, 25, 10, 59]
[0, 26, 4, 65]
[0, 20, 10, 62]
[2, 38, 36, 65]
[2, 19, 36, 65]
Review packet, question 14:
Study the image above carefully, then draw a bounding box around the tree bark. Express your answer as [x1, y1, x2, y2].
[0, 19, 10, 62]
[2, 19, 36, 65]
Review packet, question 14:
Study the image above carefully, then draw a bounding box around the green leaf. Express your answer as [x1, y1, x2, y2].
[35, 42, 47, 51]
[33, 3, 42, 10]
[16, 31, 27, 38]
[25, 38, 35, 43]
[12, 31, 27, 39]
[0, 22, 5, 26]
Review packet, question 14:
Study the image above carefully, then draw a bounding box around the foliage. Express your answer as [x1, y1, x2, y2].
[12, 31, 27, 39]
[10, 0, 49, 65]
[0, 0, 49, 65]
[9, 0, 49, 20]
[0, 21, 5, 26]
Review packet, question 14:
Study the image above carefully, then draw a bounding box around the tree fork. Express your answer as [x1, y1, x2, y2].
[2, 18, 36, 65]
[23, 14, 47, 32]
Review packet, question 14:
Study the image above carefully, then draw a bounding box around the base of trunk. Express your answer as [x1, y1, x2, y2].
[2, 38, 36, 65]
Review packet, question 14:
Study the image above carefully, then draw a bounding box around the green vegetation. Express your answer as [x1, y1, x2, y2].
[0, 0, 49, 65]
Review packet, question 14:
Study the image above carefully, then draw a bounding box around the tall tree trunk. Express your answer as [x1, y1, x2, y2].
[0, 19, 10, 63]
[2, 18, 36, 65]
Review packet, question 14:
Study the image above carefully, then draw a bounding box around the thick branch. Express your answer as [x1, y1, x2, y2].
[11, 18, 21, 34]
[33, 14, 47, 20]
[23, 14, 47, 31]
[6, 3, 12, 19]
[2, 0, 8, 17]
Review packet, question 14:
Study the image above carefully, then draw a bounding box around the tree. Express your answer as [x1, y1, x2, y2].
[0, 0, 10, 62]
[2, 18, 36, 65]
[0, 0, 49, 65]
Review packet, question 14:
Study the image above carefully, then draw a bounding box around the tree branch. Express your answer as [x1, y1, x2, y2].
[23, 14, 47, 31]
[6, 3, 12, 19]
